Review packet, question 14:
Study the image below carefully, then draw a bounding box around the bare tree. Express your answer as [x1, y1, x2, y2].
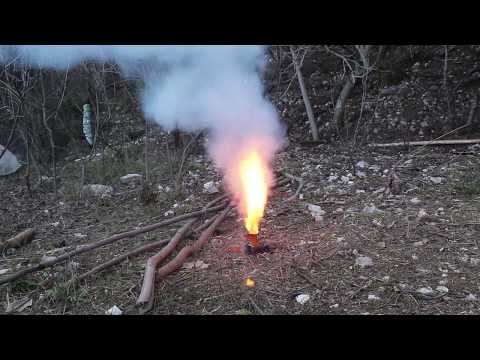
[290, 46, 319, 141]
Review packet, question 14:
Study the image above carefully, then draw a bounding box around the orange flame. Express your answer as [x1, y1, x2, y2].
[239, 150, 268, 235]
[245, 277, 255, 287]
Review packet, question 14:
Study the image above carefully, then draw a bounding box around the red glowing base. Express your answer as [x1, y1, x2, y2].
[245, 232, 271, 255]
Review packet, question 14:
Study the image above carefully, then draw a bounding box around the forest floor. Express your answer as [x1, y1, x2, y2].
[1, 140, 480, 315]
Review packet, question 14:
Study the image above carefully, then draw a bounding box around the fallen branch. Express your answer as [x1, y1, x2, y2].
[136, 219, 198, 307]
[282, 173, 305, 202]
[370, 139, 480, 148]
[136, 205, 232, 313]
[0, 229, 35, 252]
[66, 214, 222, 287]
[0, 203, 227, 286]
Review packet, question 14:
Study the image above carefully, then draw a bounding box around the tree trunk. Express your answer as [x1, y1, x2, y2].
[290, 46, 319, 141]
[333, 77, 354, 136]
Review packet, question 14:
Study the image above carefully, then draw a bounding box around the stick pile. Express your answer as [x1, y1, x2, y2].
[0, 174, 293, 313]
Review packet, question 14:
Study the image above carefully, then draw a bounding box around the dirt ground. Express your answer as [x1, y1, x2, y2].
[1, 140, 480, 315]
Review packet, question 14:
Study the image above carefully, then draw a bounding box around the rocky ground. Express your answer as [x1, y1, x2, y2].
[1, 139, 479, 314]
[1, 45, 480, 315]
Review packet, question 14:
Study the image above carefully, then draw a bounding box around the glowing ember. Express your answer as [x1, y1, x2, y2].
[239, 151, 268, 235]
[245, 277, 255, 287]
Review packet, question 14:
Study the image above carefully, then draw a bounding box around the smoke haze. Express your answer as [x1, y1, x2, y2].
[0, 45, 285, 206]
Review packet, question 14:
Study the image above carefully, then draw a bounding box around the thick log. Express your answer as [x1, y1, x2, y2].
[0, 229, 35, 251]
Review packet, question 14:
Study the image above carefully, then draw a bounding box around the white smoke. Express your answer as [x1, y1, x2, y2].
[0, 45, 285, 204]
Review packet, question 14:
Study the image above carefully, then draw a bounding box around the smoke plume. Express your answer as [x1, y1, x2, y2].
[0, 45, 285, 206]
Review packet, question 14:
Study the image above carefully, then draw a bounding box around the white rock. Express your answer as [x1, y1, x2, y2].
[417, 287, 434, 296]
[436, 286, 449, 293]
[428, 176, 444, 185]
[73, 233, 87, 238]
[51, 222, 60, 227]
[356, 160, 368, 169]
[377, 241, 386, 249]
[417, 209, 428, 218]
[356, 189, 366, 194]
[120, 173, 143, 185]
[82, 184, 114, 199]
[0, 268, 9, 275]
[327, 175, 338, 182]
[362, 204, 384, 215]
[164, 210, 174, 217]
[306, 203, 326, 222]
[410, 197, 421, 205]
[356, 171, 366, 178]
[466, 293, 477, 301]
[106, 305, 122, 315]
[355, 256, 374, 268]
[368, 294, 380, 301]
[203, 181, 219, 194]
[340, 176, 350, 184]
[414, 240, 428, 247]
[295, 294, 311, 305]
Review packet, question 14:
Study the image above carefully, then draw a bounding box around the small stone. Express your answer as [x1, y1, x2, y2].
[377, 241, 386, 249]
[120, 173, 143, 185]
[203, 181, 219, 194]
[0, 268, 9, 275]
[82, 184, 114, 199]
[428, 176, 444, 185]
[106, 305, 122, 315]
[417, 209, 428, 218]
[466, 293, 477, 301]
[368, 294, 380, 301]
[417, 287, 434, 296]
[356, 189, 366, 194]
[362, 204, 384, 215]
[436, 286, 449, 293]
[414, 240, 428, 247]
[356, 161, 368, 169]
[307, 203, 326, 222]
[410, 197, 421, 205]
[295, 294, 311, 305]
[355, 255, 374, 268]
